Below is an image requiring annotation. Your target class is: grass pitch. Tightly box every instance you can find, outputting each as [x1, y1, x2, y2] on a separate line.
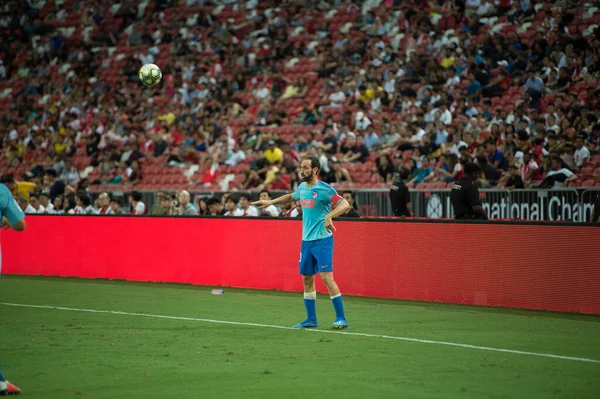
[0, 276, 599, 398]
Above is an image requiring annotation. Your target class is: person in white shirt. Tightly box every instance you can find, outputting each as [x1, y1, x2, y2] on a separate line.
[129, 191, 146, 215]
[574, 134, 591, 168]
[224, 196, 243, 216]
[546, 156, 578, 188]
[258, 190, 279, 216]
[237, 194, 259, 217]
[327, 82, 346, 107]
[97, 192, 115, 215]
[224, 143, 246, 166]
[29, 194, 46, 214]
[39, 194, 54, 214]
[18, 196, 37, 214]
[354, 111, 372, 132]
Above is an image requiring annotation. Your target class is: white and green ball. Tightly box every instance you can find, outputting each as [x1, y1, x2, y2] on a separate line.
[139, 63, 162, 87]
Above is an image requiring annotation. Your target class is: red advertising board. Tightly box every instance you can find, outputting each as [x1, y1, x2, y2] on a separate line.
[2, 216, 599, 314]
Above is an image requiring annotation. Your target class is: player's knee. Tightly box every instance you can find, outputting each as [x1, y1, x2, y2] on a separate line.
[320, 274, 335, 287]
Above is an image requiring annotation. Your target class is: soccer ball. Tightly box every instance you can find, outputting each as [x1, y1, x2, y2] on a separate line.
[139, 63, 162, 87]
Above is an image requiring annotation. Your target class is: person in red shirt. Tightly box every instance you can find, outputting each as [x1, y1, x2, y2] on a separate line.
[269, 172, 291, 190]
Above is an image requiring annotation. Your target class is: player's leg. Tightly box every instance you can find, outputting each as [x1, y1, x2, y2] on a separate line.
[315, 236, 348, 329]
[293, 241, 319, 328]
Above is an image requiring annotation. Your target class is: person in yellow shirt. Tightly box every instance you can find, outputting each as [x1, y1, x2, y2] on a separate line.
[440, 48, 455, 69]
[158, 109, 176, 126]
[2, 174, 36, 201]
[264, 140, 283, 164]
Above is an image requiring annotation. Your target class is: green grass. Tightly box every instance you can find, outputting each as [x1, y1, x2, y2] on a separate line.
[1, 276, 599, 399]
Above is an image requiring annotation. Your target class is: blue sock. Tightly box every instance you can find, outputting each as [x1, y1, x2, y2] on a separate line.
[304, 292, 317, 321]
[331, 294, 345, 319]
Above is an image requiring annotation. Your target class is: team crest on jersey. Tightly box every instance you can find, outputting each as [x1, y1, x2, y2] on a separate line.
[312, 191, 318, 199]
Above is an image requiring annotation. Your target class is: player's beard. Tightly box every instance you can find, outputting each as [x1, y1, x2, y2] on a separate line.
[302, 170, 314, 182]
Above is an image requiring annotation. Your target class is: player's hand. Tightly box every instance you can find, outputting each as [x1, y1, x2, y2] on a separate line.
[251, 199, 272, 209]
[2, 216, 12, 230]
[324, 216, 336, 232]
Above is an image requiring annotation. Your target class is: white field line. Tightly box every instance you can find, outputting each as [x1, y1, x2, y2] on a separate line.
[1, 302, 599, 364]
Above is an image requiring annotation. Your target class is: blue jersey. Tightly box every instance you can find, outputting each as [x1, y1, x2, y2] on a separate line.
[0, 184, 24, 226]
[292, 181, 343, 242]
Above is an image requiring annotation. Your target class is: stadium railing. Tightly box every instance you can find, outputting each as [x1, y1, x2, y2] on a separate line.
[94, 188, 600, 222]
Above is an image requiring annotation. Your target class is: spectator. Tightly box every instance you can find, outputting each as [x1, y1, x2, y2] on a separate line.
[110, 198, 124, 215]
[476, 156, 501, 185]
[224, 143, 246, 166]
[269, 172, 291, 191]
[543, 155, 579, 188]
[76, 192, 97, 215]
[519, 152, 543, 187]
[374, 155, 395, 184]
[50, 196, 63, 214]
[437, 154, 464, 183]
[500, 164, 525, 189]
[39, 194, 53, 214]
[341, 191, 360, 218]
[237, 194, 259, 217]
[3, 174, 36, 202]
[224, 196, 242, 216]
[486, 140, 508, 171]
[207, 197, 227, 216]
[17, 196, 36, 214]
[60, 158, 81, 187]
[97, 192, 114, 215]
[574, 134, 591, 168]
[176, 190, 199, 216]
[28, 194, 46, 214]
[128, 191, 146, 215]
[409, 158, 435, 185]
[264, 140, 283, 165]
[340, 134, 369, 163]
[46, 169, 71, 202]
[258, 190, 280, 216]
[149, 191, 168, 216]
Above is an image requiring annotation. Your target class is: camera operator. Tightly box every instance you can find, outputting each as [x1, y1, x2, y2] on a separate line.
[174, 190, 198, 216]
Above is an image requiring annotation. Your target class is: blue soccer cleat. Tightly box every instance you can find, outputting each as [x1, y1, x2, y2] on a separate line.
[292, 319, 318, 329]
[331, 319, 349, 329]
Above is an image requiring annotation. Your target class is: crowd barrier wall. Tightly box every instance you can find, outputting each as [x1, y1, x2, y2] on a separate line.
[2, 216, 599, 314]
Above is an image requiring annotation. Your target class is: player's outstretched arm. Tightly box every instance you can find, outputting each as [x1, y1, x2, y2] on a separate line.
[252, 193, 294, 209]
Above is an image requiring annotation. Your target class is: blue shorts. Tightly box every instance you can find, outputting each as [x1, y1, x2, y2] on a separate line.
[299, 236, 334, 275]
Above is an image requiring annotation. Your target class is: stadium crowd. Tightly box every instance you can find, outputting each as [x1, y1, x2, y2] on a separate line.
[1, 0, 600, 216]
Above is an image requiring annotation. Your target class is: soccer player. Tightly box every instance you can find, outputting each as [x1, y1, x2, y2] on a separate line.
[1, 182, 25, 395]
[252, 157, 352, 329]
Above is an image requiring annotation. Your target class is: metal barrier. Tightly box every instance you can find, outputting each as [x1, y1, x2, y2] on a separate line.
[92, 188, 599, 222]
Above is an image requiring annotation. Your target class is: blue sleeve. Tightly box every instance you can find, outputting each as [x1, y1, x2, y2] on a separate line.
[1, 185, 25, 225]
[321, 183, 343, 205]
[292, 184, 302, 201]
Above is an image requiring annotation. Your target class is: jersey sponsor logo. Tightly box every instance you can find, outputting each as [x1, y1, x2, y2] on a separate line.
[312, 191, 318, 199]
[300, 199, 315, 208]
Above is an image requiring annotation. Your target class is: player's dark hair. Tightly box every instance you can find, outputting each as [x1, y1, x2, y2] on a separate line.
[206, 197, 221, 206]
[307, 156, 321, 173]
[110, 198, 121, 206]
[130, 191, 142, 202]
[225, 196, 237, 204]
[238, 193, 251, 202]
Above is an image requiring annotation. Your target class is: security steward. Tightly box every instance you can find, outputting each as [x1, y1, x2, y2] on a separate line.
[450, 162, 488, 220]
[389, 167, 413, 217]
